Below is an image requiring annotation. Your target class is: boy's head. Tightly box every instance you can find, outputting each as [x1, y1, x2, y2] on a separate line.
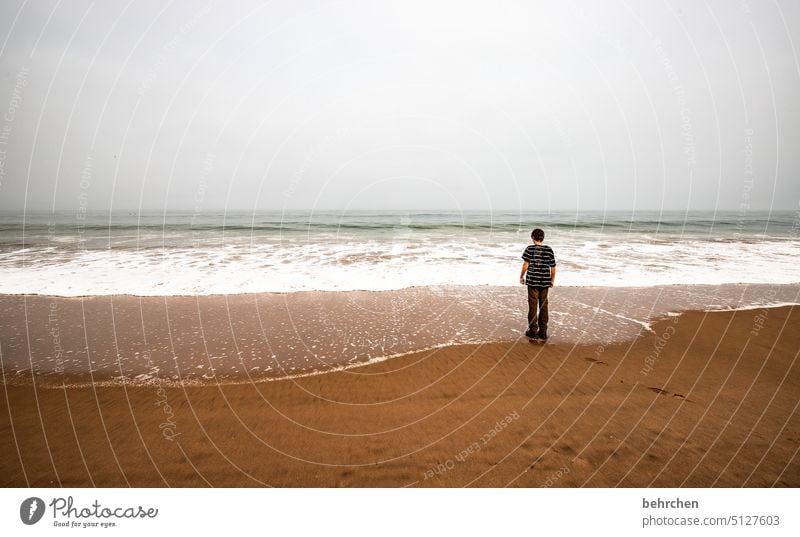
[531, 228, 545, 243]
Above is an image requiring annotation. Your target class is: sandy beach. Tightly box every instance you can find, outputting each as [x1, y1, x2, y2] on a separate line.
[1, 294, 798, 487]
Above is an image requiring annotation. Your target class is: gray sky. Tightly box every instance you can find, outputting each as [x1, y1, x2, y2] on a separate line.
[0, 0, 798, 212]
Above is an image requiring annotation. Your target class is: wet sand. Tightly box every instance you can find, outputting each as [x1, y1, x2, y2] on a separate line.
[1, 283, 797, 382]
[1, 304, 798, 487]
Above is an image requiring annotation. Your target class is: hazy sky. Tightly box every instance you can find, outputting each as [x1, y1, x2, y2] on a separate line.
[0, 0, 798, 212]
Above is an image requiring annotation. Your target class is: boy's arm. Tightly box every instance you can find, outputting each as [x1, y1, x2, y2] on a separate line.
[519, 261, 529, 285]
[550, 266, 556, 287]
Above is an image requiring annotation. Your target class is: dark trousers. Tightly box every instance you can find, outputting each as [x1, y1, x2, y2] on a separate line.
[527, 286, 549, 334]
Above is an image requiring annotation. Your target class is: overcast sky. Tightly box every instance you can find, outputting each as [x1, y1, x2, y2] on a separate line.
[0, 0, 798, 212]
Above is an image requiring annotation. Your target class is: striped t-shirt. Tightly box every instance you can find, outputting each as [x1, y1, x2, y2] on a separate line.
[522, 244, 556, 287]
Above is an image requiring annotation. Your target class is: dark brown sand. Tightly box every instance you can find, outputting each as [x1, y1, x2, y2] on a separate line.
[1, 305, 798, 487]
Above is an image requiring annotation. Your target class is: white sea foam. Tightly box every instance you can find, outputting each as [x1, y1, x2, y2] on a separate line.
[0, 238, 798, 296]
[1, 211, 798, 296]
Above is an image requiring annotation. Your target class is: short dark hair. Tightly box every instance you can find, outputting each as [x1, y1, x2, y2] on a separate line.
[531, 228, 544, 241]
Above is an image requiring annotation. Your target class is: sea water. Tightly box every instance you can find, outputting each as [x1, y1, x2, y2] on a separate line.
[0, 210, 798, 296]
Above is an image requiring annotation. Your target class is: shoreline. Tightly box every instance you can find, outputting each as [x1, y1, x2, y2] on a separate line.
[1, 283, 798, 384]
[4, 301, 799, 390]
[2, 280, 799, 299]
[2, 306, 798, 487]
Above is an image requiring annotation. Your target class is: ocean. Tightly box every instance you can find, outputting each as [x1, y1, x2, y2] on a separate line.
[0, 210, 798, 296]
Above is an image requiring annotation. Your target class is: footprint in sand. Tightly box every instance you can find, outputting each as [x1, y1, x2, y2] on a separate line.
[582, 356, 608, 365]
[638, 384, 692, 402]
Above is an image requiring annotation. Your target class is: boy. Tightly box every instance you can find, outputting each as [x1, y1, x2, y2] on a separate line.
[519, 228, 556, 340]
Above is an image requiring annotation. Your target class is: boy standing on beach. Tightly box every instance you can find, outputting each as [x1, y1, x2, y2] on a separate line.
[519, 228, 557, 340]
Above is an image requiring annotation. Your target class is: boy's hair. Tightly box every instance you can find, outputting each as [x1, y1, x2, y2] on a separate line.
[531, 228, 545, 241]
